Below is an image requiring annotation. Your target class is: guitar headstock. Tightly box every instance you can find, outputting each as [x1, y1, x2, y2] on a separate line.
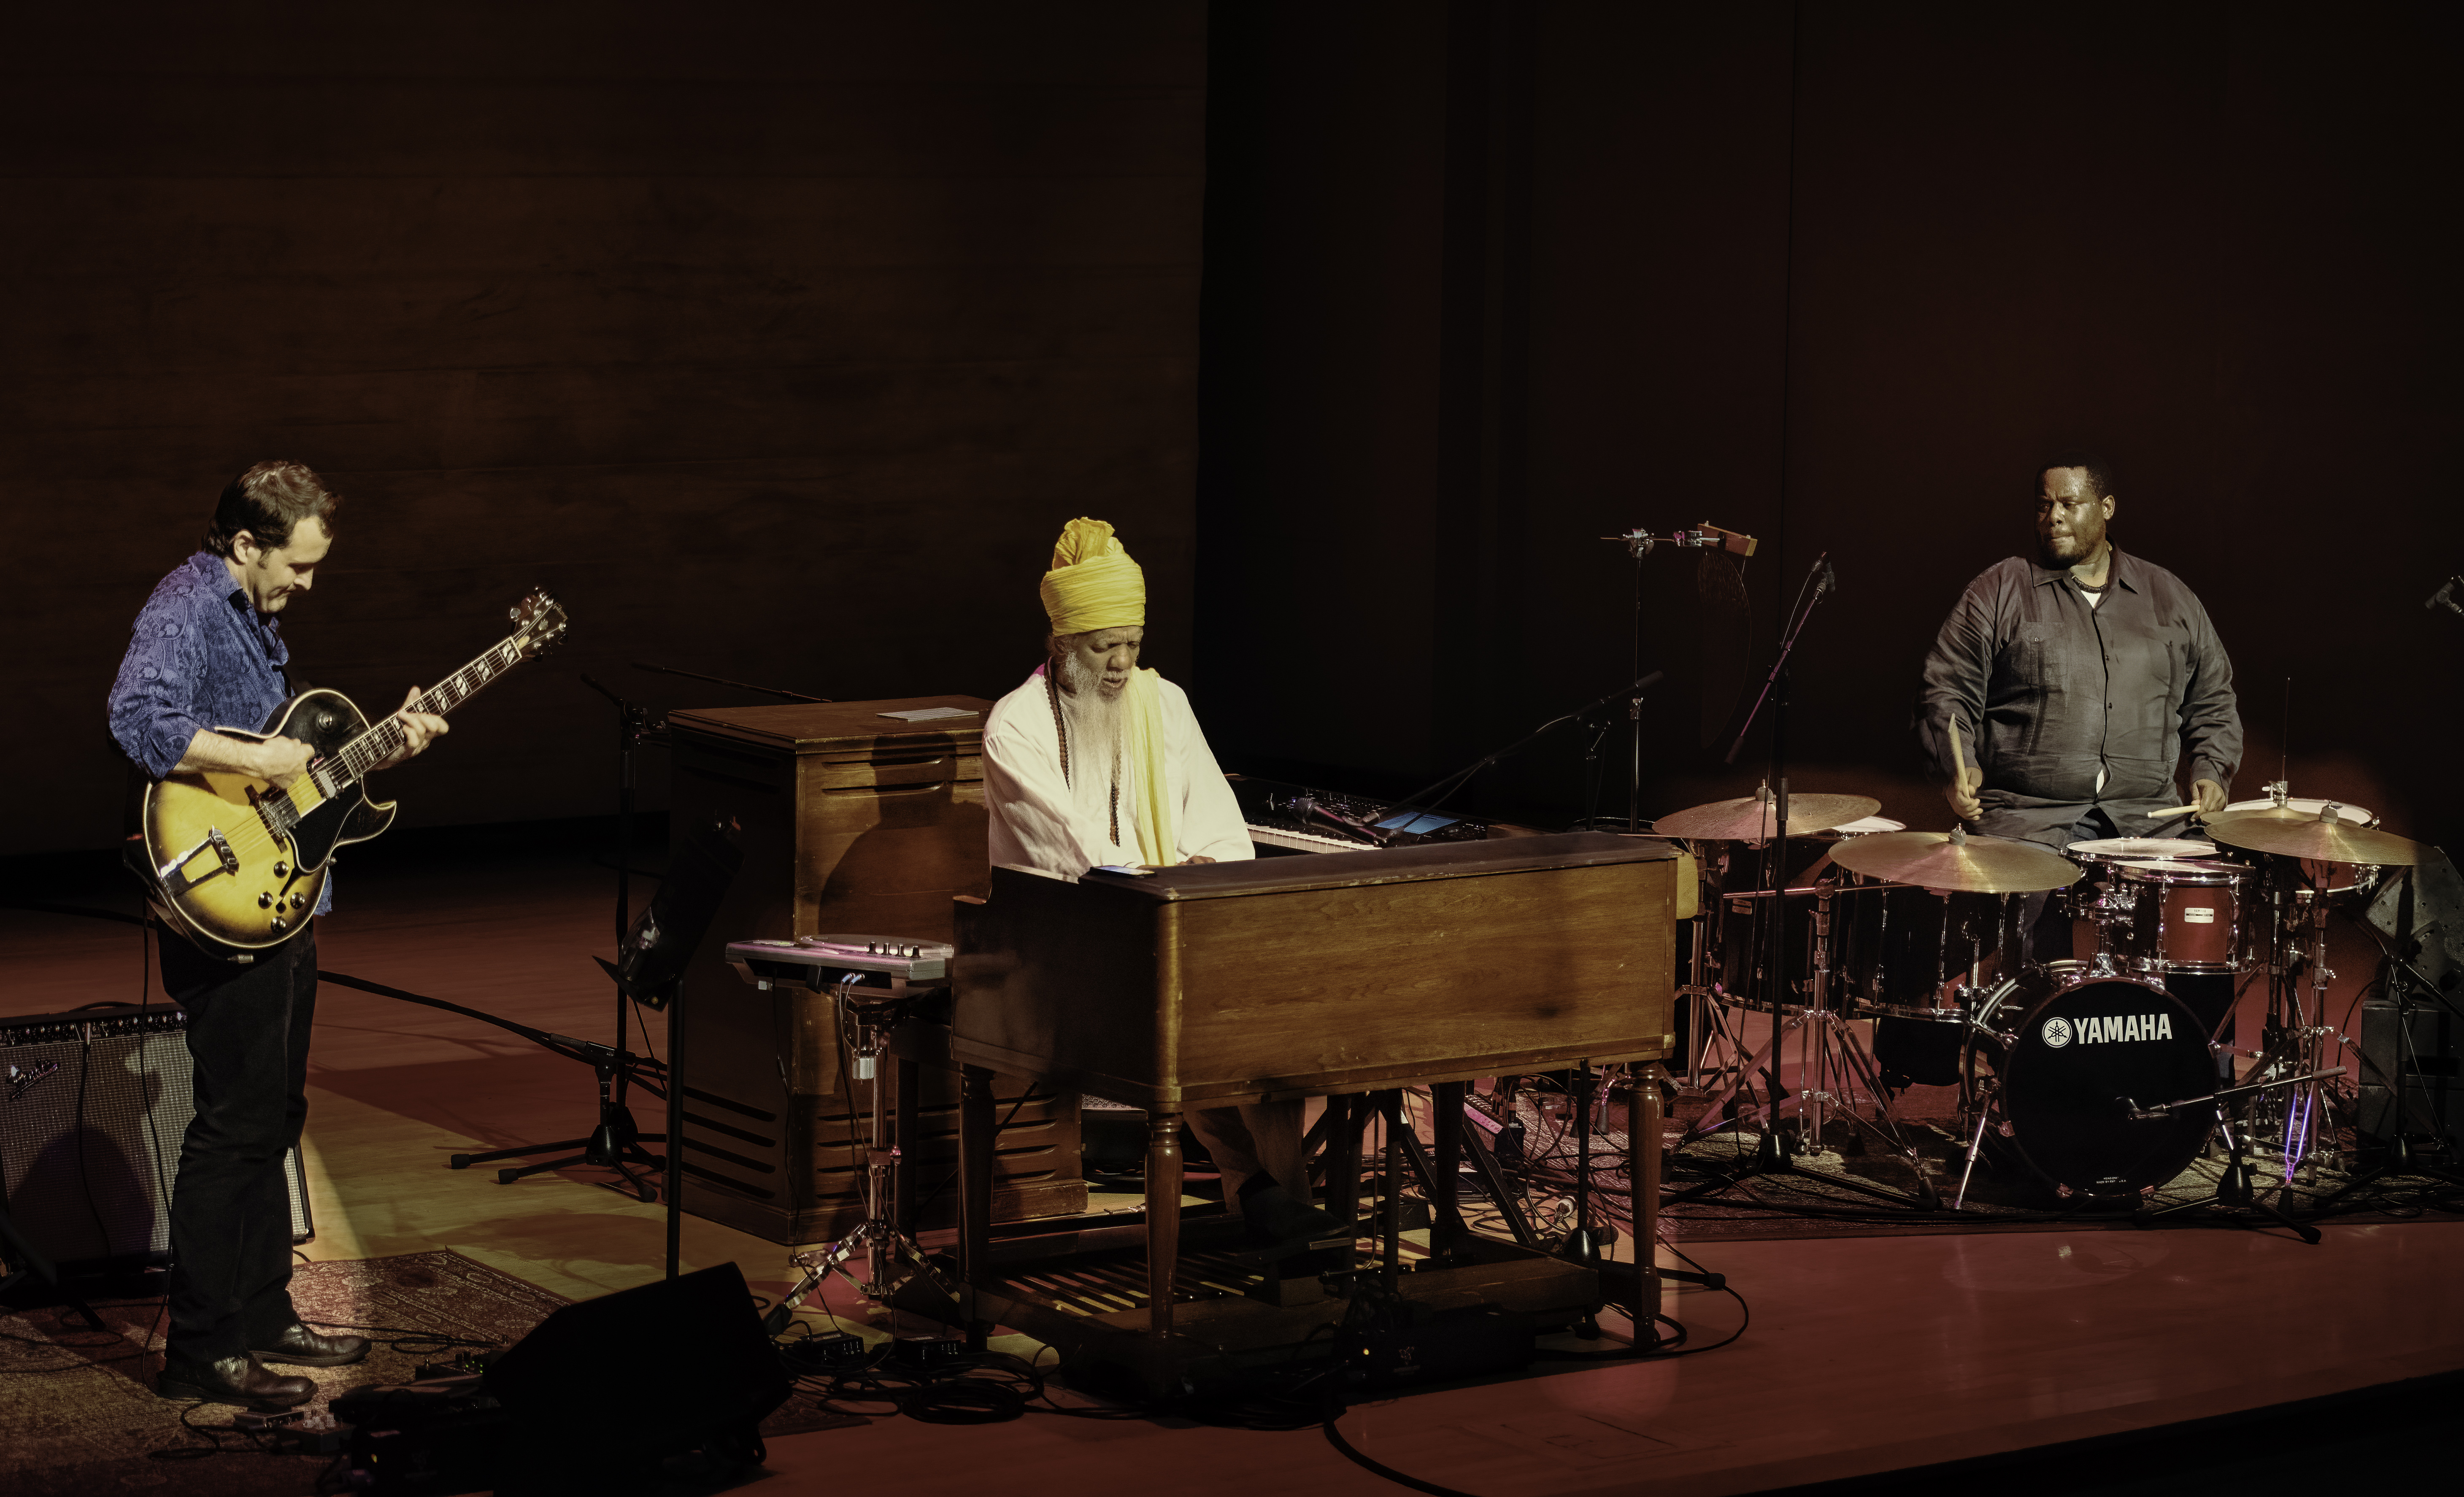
[507, 589, 571, 658]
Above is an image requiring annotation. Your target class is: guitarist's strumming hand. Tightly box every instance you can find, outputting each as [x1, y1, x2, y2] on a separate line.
[253, 734, 316, 791]
[373, 686, 451, 771]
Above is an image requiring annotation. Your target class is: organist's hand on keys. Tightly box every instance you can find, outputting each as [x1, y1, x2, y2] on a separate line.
[1183, 855, 1216, 865]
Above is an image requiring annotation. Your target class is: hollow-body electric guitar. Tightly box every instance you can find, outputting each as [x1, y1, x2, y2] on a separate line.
[140, 589, 569, 951]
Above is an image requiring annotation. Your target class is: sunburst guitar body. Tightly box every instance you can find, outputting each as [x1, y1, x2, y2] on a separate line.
[139, 588, 569, 952]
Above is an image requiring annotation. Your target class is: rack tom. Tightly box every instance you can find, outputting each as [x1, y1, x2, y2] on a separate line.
[2111, 858, 2261, 974]
[2061, 837, 2218, 960]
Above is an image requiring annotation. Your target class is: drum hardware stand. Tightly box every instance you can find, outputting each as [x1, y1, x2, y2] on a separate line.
[763, 976, 955, 1334]
[1678, 899, 1759, 1096]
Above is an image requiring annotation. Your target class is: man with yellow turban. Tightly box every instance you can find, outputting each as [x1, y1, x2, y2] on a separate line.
[984, 518, 1332, 1242]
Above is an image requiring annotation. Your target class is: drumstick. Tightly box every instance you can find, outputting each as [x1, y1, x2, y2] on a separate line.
[1949, 720, 1972, 821]
[2141, 804, 2203, 819]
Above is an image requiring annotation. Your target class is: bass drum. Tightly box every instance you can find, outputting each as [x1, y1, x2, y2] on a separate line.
[1970, 963, 2215, 1198]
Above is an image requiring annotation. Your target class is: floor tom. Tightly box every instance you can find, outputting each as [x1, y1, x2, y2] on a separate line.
[1841, 879, 2025, 1021]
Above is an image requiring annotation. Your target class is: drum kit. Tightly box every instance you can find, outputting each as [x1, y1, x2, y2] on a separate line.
[1662, 780, 2434, 1216]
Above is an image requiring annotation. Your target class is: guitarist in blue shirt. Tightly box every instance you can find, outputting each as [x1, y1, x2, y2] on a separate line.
[107, 461, 446, 1408]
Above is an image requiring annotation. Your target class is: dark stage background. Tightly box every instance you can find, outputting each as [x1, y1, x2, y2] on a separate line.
[9, 3, 2459, 860]
[7, 3, 1207, 855]
[1199, 1, 2464, 857]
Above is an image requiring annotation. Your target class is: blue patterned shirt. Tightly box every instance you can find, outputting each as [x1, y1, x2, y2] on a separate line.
[109, 550, 333, 914]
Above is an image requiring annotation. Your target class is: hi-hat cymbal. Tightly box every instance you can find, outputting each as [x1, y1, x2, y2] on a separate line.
[2203, 809, 2424, 866]
[1828, 830, 2084, 893]
[1655, 792, 1882, 841]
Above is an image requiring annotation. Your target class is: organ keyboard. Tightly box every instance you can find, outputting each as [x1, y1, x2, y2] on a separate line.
[1229, 773, 1501, 854]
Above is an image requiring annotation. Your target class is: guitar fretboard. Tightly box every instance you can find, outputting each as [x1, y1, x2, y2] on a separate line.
[321, 637, 528, 791]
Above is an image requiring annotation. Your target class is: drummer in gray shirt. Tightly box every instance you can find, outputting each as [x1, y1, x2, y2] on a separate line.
[1915, 453, 2244, 917]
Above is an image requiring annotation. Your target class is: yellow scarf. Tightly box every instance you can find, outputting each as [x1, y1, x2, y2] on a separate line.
[1118, 667, 1172, 866]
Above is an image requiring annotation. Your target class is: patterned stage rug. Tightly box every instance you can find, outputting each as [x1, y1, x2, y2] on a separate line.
[0, 1249, 850, 1497]
[1481, 1093, 2464, 1246]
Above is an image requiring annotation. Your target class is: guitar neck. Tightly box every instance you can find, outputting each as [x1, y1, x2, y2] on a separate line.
[324, 634, 530, 790]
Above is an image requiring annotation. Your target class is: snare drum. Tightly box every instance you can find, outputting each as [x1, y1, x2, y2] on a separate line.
[2112, 858, 2261, 974]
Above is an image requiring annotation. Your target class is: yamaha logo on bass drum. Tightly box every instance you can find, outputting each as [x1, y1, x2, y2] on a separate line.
[2040, 1011, 2174, 1049]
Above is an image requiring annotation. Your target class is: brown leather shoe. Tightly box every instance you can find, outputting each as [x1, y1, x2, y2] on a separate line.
[252, 1322, 372, 1367]
[158, 1351, 315, 1408]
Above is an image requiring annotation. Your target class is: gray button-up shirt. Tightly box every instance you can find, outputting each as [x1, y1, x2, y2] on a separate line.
[1914, 550, 2242, 847]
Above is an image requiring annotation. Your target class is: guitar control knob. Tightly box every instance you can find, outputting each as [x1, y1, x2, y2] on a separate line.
[270, 915, 288, 933]
[289, 893, 306, 911]
[273, 861, 289, 878]
[258, 892, 274, 908]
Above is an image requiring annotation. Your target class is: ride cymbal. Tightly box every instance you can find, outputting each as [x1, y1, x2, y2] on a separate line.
[1827, 829, 2083, 893]
[2203, 809, 2424, 866]
[1654, 791, 1882, 841]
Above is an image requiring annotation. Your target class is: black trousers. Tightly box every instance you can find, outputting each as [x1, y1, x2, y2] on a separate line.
[158, 925, 318, 1362]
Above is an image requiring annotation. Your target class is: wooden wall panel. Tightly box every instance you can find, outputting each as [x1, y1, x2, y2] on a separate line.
[5, 2, 1206, 855]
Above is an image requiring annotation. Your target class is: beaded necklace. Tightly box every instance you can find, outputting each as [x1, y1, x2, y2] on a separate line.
[1046, 669, 1122, 848]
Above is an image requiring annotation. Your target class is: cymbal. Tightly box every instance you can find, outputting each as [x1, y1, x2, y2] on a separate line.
[2203, 808, 2425, 866]
[1655, 792, 1882, 841]
[1828, 830, 2084, 893]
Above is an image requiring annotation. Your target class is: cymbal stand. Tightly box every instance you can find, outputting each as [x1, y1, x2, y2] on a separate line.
[762, 976, 955, 1334]
[2249, 872, 2347, 1192]
[1797, 886, 1938, 1196]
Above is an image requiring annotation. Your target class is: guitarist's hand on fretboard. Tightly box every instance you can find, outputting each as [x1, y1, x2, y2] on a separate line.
[369, 685, 451, 771]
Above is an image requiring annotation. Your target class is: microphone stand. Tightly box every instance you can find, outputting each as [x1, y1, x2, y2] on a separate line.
[1665, 556, 1935, 1212]
[1372, 672, 1664, 839]
[444, 674, 673, 1200]
[1601, 526, 1753, 831]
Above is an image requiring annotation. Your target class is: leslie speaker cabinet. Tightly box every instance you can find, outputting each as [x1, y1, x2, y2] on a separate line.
[665, 696, 1085, 1246]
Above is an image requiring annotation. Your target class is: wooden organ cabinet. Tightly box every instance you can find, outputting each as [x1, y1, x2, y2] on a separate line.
[664, 696, 1085, 1245]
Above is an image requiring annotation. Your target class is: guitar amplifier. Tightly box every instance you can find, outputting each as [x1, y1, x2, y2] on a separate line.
[0, 1003, 313, 1271]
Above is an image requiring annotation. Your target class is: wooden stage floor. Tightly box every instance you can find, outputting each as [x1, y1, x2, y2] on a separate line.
[6, 826, 2461, 1496]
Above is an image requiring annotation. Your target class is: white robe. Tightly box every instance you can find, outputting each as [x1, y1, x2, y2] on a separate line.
[982, 666, 1254, 877]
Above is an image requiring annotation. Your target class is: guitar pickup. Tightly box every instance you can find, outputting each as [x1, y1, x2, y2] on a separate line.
[159, 827, 241, 897]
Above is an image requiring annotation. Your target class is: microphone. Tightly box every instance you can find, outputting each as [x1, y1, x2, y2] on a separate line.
[1600, 523, 1758, 557]
[1276, 794, 1388, 846]
[2428, 576, 2463, 616]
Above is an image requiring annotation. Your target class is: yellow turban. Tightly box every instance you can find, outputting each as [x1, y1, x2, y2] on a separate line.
[1039, 518, 1146, 635]
[1038, 518, 1173, 864]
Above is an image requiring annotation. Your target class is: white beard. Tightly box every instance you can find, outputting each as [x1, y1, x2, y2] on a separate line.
[1054, 654, 1127, 850]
